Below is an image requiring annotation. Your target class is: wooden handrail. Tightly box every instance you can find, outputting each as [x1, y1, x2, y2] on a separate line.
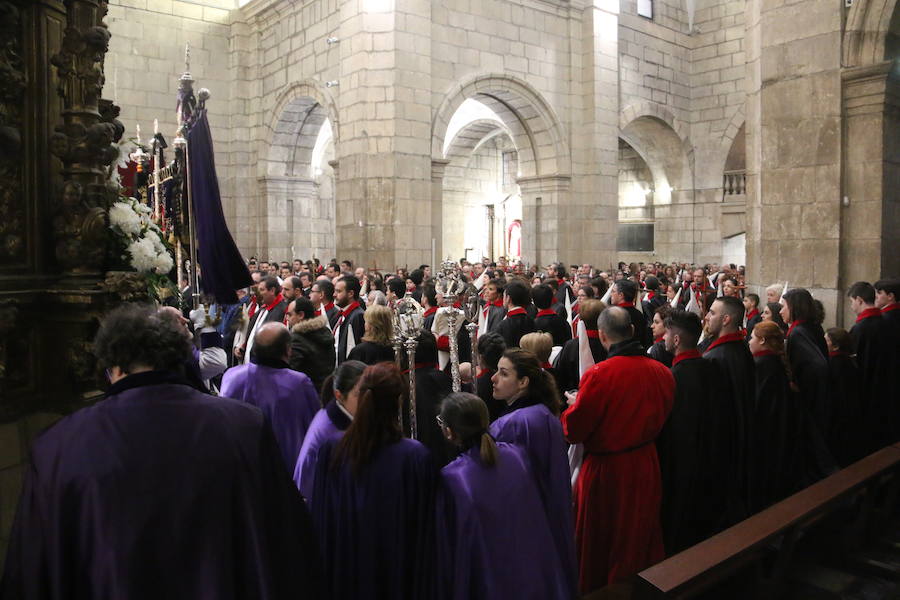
[633, 444, 900, 599]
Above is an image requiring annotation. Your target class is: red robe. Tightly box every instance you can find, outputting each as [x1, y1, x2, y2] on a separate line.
[561, 339, 674, 593]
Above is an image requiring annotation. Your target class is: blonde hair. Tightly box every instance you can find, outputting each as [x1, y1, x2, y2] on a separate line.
[578, 299, 606, 330]
[362, 304, 394, 346]
[519, 332, 553, 363]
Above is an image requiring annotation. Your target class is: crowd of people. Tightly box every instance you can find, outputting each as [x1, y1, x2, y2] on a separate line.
[3, 255, 899, 600]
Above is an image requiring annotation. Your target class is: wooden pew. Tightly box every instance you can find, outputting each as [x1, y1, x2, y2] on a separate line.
[631, 444, 900, 599]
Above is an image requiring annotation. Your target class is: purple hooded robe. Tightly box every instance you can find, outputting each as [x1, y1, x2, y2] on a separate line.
[437, 442, 571, 599]
[293, 400, 351, 500]
[221, 358, 320, 473]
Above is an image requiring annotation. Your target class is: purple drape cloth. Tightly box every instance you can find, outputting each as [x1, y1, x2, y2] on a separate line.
[221, 363, 320, 474]
[0, 373, 322, 599]
[437, 443, 571, 600]
[490, 403, 578, 599]
[187, 110, 251, 304]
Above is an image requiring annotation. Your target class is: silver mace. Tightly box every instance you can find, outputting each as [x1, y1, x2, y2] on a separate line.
[394, 292, 425, 439]
[436, 259, 465, 392]
[462, 283, 480, 374]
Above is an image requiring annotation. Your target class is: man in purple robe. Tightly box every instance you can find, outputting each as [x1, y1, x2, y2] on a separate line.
[221, 322, 321, 474]
[1, 304, 321, 599]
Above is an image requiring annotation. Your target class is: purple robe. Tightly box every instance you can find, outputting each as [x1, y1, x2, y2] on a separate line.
[311, 437, 437, 600]
[0, 371, 321, 599]
[220, 360, 320, 474]
[437, 443, 571, 600]
[293, 400, 351, 500]
[489, 397, 577, 599]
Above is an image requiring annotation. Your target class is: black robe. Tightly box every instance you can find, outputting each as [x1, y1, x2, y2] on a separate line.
[702, 334, 755, 506]
[641, 293, 666, 322]
[347, 340, 396, 366]
[657, 353, 739, 554]
[534, 311, 572, 347]
[475, 368, 504, 423]
[552, 336, 606, 395]
[786, 322, 831, 441]
[826, 352, 866, 466]
[402, 366, 454, 467]
[619, 303, 652, 348]
[335, 304, 365, 364]
[851, 310, 899, 451]
[481, 302, 506, 333]
[497, 311, 535, 349]
[745, 311, 762, 342]
[324, 304, 341, 330]
[647, 339, 673, 368]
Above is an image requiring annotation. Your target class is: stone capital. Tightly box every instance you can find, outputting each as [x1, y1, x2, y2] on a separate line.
[431, 158, 451, 181]
[515, 174, 572, 195]
[328, 159, 340, 180]
[842, 61, 897, 117]
[257, 175, 318, 197]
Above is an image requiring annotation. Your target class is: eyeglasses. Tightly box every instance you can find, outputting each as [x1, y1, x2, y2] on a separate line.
[435, 415, 445, 428]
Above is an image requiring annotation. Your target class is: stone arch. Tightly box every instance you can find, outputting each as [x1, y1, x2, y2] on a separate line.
[432, 73, 570, 178]
[843, 0, 900, 67]
[619, 113, 693, 203]
[619, 101, 694, 170]
[443, 119, 513, 167]
[261, 80, 340, 178]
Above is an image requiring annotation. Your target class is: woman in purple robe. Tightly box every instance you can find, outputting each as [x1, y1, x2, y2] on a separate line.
[437, 392, 571, 599]
[489, 349, 578, 599]
[310, 363, 438, 599]
[293, 360, 366, 500]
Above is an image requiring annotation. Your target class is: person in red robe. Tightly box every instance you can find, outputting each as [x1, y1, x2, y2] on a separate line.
[561, 306, 675, 594]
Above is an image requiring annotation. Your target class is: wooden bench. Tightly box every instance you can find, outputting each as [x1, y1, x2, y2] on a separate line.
[631, 443, 900, 599]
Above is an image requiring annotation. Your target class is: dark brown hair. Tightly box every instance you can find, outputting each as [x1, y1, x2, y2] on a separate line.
[440, 392, 498, 466]
[501, 348, 561, 415]
[334, 363, 407, 476]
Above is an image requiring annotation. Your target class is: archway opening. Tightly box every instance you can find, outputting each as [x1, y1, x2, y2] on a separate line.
[441, 98, 525, 263]
[721, 123, 746, 265]
[264, 96, 336, 262]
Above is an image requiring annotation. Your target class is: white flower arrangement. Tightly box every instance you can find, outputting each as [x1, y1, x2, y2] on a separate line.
[109, 196, 174, 276]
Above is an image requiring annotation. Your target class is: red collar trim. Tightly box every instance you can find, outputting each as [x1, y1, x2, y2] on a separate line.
[540, 361, 552, 369]
[506, 307, 526, 317]
[476, 368, 491, 378]
[752, 349, 778, 358]
[646, 292, 655, 300]
[264, 293, 284, 311]
[324, 302, 335, 312]
[490, 299, 503, 308]
[672, 349, 701, 367]
[557, 278, 566, 286]
[414, 362, 437, 370]
[585, 329, 599, 339]
[829, 350, 849, 358]
[788, 320, 805, 337]
[617, 302, 635, 308]
[857, 307, 882, 322]
[704, 332, 745, 354]
[746, 308, 760, 320]
[536, 308, 557, 318]
[882, 302, 900, 313]
[654, 335, 664, 344]
[423, 306, 438, 318]
[341, 301, 360, 316]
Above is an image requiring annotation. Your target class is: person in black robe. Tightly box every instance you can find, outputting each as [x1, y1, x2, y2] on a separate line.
[548, 262, 575, 308]
[743, 293, 762, 341]
[781, 289, 831, 439]
[641, 276, 666, 321]
[702, 296, 755, 507]
[480, 280, 507, 333]
[475, 331, 506, 422]
[761, 301, 789, 334]
[312, 279, 341, 329]
[847, 281, 899, 451]
[875, 279, 900, 348]
[825, 327, 866, 466]
[610, 279, 652, 348]
[532, 283, 572, 346]
[401, 332, 455, 466]
[553, 299, 607, 395]
[747, 321, 831, 512]
[333, 275, 366, 364]
[2, 304, 322, 599]
[311, 363, 437, 600]
[497, 280, 535, 348]
[347, 304, 396, 365]
[658, 309, 739, 554]
[647, 304, 674, 367]
[421, 284, 439, 331]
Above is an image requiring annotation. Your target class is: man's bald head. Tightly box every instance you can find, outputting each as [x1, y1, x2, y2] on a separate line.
[253, 322, 291, 363]
[597, 306, 633, 347]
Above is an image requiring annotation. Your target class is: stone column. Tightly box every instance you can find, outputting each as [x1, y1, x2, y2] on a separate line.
[566, 0, 619, 268]
[744, 0, 843, 323]
[840, 61, 900, 325]
[430, 159, 449, 266]
[518, 175, 571, 268]
[334, 0, 433, 270]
